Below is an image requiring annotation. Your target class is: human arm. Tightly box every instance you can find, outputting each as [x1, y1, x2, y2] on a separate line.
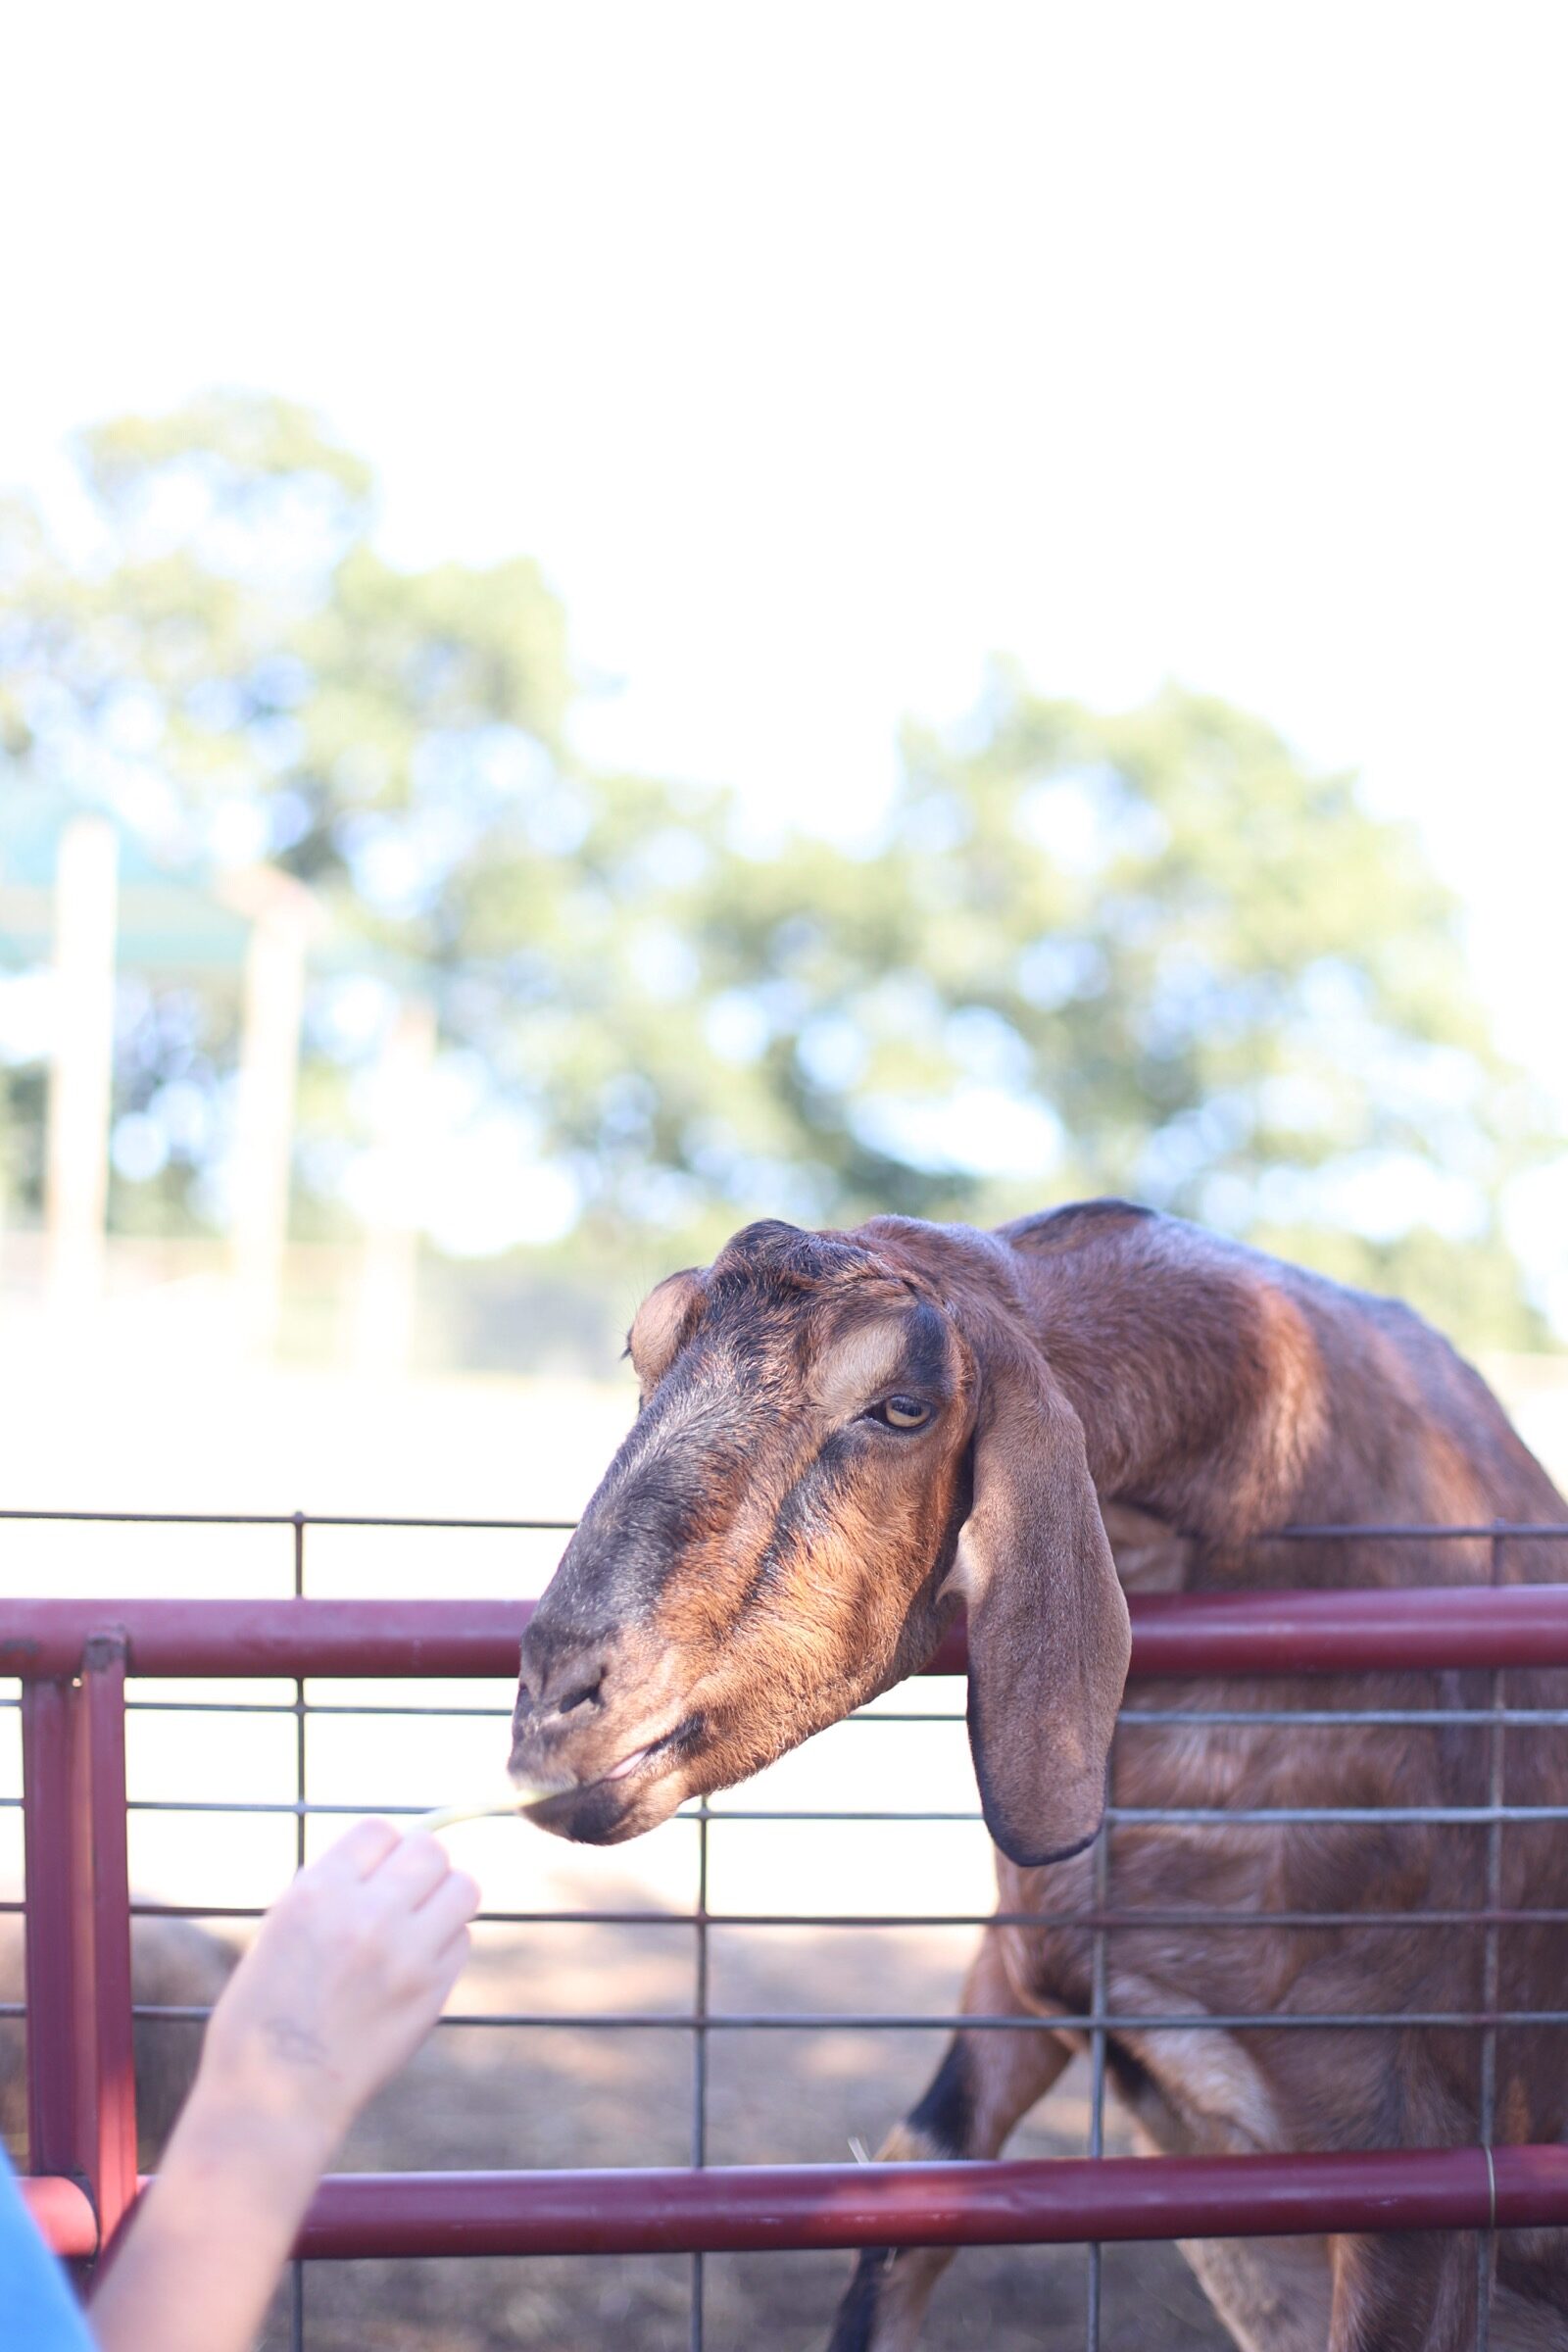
[88, 1819, 477, 2352]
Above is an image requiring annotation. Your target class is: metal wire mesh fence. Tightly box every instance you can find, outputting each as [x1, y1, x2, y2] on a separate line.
[5, 1509, 1568, 2352]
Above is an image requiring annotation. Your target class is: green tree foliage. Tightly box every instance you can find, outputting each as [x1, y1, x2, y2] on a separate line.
[695, 674, 1548, 1348]
[0, 397, 1551, 1346]
[0, 395, 772, 1238]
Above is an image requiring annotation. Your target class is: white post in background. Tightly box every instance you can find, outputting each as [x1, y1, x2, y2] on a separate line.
[231, 875, 312, 1359]
[46, 816, 119, 1320]
[353, 996, 436, 1378]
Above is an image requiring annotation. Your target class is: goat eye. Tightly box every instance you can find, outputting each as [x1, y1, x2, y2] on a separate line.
[876, 1395, 930, 1430]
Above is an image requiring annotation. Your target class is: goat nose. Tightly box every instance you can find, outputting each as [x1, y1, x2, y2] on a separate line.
[516, 1624, 612, 1720]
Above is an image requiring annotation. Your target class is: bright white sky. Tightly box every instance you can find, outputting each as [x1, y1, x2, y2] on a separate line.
[4, 2, 1566, 1299]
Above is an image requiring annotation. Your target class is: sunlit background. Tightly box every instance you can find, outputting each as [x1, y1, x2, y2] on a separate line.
[5, 1, 1567, 1386]
[3, 8, 1567, 2345]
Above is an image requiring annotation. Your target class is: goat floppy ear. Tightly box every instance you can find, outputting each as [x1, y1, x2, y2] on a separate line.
[952, 1341, 1131, 1867]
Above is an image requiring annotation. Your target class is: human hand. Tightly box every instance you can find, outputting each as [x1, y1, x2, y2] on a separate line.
[194, 1819, 479, 2159]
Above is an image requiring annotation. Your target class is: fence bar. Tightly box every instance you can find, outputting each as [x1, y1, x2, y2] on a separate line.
[4, 1511, 1567, 1536]
[0, 1509, 580, 1530]
[290, 1511, 308, 2352]
[1085, 1804, 1110, 2350]
[23, 2143, 1568, 2264]
[109, 2004, 1568, 2033]
[280, 2143, 1568, 2259]
[99, 1902, 1568, 1933]
[19, 2177, 99, 2260]
[10, 1584, 1568, 1681]
[107, 1795, 1568, 1828]
[20, 1638, 139, 2262]
[1477, 1524, 1507, 2347]
[9, 1522, 1568, 2348]
[1, 1599, 532, 1680]
[80, 1638, 138, 2247]
[691, 1794, 710, 2352]
[22, 1681, 78, 2187]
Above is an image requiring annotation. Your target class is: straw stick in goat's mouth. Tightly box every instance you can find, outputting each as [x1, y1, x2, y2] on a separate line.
[405, 1784, 549, 1836]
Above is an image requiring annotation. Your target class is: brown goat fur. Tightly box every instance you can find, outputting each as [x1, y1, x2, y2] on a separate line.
[513, 1202, 1568, 2350]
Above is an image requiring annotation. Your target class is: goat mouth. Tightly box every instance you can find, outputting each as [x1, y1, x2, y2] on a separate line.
[513, 1719, 688, 1805]
[594, 1719, 688, 1788]
[517, 1719, 695, 1846]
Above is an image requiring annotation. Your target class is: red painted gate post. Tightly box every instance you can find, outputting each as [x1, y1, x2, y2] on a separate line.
[21, 1633, 139, 2268]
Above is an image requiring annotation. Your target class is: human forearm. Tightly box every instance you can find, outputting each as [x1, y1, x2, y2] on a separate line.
[89, 2074, 335, 2352]
[86, 1822, 474, 2352]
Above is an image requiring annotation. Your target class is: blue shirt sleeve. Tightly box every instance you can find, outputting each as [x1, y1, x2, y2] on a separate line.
[0, 2145, 97, 2350]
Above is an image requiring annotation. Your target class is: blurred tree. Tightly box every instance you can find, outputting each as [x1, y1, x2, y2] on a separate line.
[695, 671, 1548, 1342]
[0, 399, 1552, 1348]
[0, 394, 786, 1245]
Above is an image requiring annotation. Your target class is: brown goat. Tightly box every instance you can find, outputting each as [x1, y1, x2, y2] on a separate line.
[511, 1202, 1568, 2351]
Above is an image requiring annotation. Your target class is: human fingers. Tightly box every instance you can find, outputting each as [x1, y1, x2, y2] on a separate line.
[409, 1867, 480, 1953]
[363, 1830, 452, 1913]
[439, 1929, 469, 2003]
[306, 1818, 402, 1885]
[431, 1925, 472, 2006]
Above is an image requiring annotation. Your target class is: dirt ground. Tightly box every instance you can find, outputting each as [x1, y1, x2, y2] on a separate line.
[1, 1895, 1229, 2352]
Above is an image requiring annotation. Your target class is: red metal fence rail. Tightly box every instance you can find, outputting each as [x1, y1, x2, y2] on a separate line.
[5, 1510, 1568, 2352]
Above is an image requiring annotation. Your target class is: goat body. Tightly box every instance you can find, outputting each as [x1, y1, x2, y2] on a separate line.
[834, 1203, 1568, 2352]
[514, 1201, 1568, 2351]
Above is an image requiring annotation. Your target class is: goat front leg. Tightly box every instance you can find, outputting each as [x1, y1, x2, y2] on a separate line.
[824, 1931, 1072, 2352]
[1329, 2228, 1486, 2352]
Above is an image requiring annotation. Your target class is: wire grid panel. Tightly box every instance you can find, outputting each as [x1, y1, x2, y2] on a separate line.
[116, 1512, 992, 2352]
[6, 1513, 1568, 2352]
